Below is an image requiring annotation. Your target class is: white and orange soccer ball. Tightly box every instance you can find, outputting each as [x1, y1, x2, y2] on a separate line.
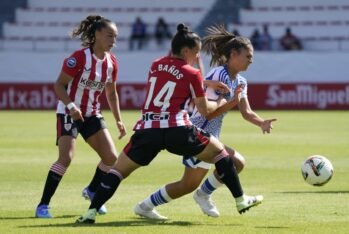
[301, 155, 334, 186]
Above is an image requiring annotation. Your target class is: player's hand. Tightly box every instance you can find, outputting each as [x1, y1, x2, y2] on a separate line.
[116, 121, 127, 139]
[260, 118, 277, 134]
[204, 80, 230, 93]
[69, 107, 84, 122]
[234, 84, 244, 102]
[216, 95, 228, 106]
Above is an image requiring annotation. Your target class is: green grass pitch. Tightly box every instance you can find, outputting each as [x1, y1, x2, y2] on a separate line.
[0, 110, 348, 234]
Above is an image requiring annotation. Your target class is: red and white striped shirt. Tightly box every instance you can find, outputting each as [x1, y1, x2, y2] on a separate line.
[134, 56, 205, 130]
[56, 47, 118, 117]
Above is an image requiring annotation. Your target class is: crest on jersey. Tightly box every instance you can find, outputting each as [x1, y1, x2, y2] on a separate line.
[64, 123, 72, 131]
[66, 57, 77, 68]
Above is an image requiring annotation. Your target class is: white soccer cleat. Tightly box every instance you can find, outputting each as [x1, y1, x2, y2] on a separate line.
[193, 190, 220, 217]
[236, 195, 263, 214]
[134, 203, 168, 220]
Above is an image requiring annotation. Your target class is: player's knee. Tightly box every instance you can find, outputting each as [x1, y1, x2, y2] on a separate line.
[232, 152, 246, 173]
[102, 153, 117, 166]
[233, 158, 245, 173]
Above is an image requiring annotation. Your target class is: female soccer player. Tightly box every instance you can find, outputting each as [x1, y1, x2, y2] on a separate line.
[134, 25, 276, 220]
[76, 23, 262, 224]
[35, 15, 126, 218]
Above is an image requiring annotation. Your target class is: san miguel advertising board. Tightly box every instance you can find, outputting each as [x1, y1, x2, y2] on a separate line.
[0, 83, 349, 110]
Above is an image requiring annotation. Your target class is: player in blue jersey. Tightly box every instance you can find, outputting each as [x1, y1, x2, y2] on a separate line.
[134, 25, 277, 219]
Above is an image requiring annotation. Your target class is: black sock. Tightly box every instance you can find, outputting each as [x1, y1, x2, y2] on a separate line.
[89, 172, 121, 210]
[38, 171, 63, 206]
[215, 156, 243, 198]
[87, 167, 107, 192]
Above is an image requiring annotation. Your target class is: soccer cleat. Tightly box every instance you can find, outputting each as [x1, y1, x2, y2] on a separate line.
[236, 195, 263, 214]
[35, 204, 52, 218]
[82, 187, 107, 215]
[134, 203, 168, 220]
[193, 190, 220, 217]
[75, 208, 97, 224]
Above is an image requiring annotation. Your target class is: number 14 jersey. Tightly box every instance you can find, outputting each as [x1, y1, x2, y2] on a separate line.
[134, 56, 206, 130]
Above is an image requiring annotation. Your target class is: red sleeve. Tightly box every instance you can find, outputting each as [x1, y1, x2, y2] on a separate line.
[61, 49, 85, 77]
[190, 69, 206, 98]
[110, 53, 118, 82]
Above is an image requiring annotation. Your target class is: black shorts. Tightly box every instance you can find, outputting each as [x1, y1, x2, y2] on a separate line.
[56, 114, 106, 145]
[123, 125, 211, 166]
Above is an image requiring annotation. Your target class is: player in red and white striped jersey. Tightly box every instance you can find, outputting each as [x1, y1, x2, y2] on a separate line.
[35, 15, 126, 218]
[77, 24, 263, 224]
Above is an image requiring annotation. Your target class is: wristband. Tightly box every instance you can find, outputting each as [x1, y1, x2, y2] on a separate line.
[66, 102, 76, 111]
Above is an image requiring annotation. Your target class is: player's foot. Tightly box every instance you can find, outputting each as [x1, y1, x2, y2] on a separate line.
[193, 190, 220, 217]
[75, 208, 97, 224]
[236, 195, 263, 214]
[35, 204, 52, 218]
[82, 187, 107, 215]
[134, 203, 168, 220]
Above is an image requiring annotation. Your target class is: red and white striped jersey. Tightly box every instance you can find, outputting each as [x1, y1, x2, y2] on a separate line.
[56, 47, 118, 117]
[134, 56, 205, 130]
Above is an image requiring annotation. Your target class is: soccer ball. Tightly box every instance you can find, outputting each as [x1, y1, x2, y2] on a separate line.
[301, 155, 334, 186]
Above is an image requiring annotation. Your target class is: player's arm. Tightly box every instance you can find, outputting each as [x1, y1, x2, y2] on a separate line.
[105, 82, 126, 139]
[193, 95, 226, 117]
[206, 84, 244, 120]
[54, 71, 84, 121]
[205, 98, 239, 121]
[238, 97, 277, 134]
[191, 70, 228, 117]
[203, 80, 230, 94]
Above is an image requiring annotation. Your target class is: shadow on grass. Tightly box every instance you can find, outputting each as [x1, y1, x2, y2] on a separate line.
[18, 217, 195, 228]
[18, 217, 243, 228]
[0, 215, 77, 220]
[277, 190, 349, 194]
[255, 226, 290, 229]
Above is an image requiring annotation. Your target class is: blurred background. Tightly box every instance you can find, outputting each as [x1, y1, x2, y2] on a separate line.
[0, 0, 348, 110]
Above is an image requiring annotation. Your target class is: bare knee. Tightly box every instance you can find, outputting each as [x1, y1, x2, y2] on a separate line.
[101, 153, 117, 166]
[57, 153, 73, 168]
[231, 151, 246, 173]
[233, 157, 245, 173]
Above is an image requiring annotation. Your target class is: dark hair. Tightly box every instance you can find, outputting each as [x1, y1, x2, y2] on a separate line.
[71, 15, 115, 47]
[171, 23, 201, 55]
[202, 25, 252, 66]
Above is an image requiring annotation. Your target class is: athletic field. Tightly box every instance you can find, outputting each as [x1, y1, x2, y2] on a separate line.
[0, 110, 348, 234]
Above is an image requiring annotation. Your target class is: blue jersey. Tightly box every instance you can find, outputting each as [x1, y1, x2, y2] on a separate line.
[190, 65, 248, 138]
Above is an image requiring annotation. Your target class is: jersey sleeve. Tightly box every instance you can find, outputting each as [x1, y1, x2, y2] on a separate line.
[61, 50, 84, 78]
[190, 70, 206, 98]
[109, 53, 118, 83]
[238, 76, 248, 99]
[241, 83, 248, 99]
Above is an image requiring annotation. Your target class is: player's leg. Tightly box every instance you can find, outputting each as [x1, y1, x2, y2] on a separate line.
[77, 129, 162, 224]
[76, 151, 141, 224]
[84, 121, 118, 215]
[135, 166, 208, 220]
[194, 146, 246, 217]
[198, 146, 245, 196]
[35, 114, 77, 218]
[196, 136, 263, 214]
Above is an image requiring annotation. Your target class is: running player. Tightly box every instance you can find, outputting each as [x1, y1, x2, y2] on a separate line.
[134, 25, 276, 220]
[35, 15, 126, 218]
[76, 23, 263, 224]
